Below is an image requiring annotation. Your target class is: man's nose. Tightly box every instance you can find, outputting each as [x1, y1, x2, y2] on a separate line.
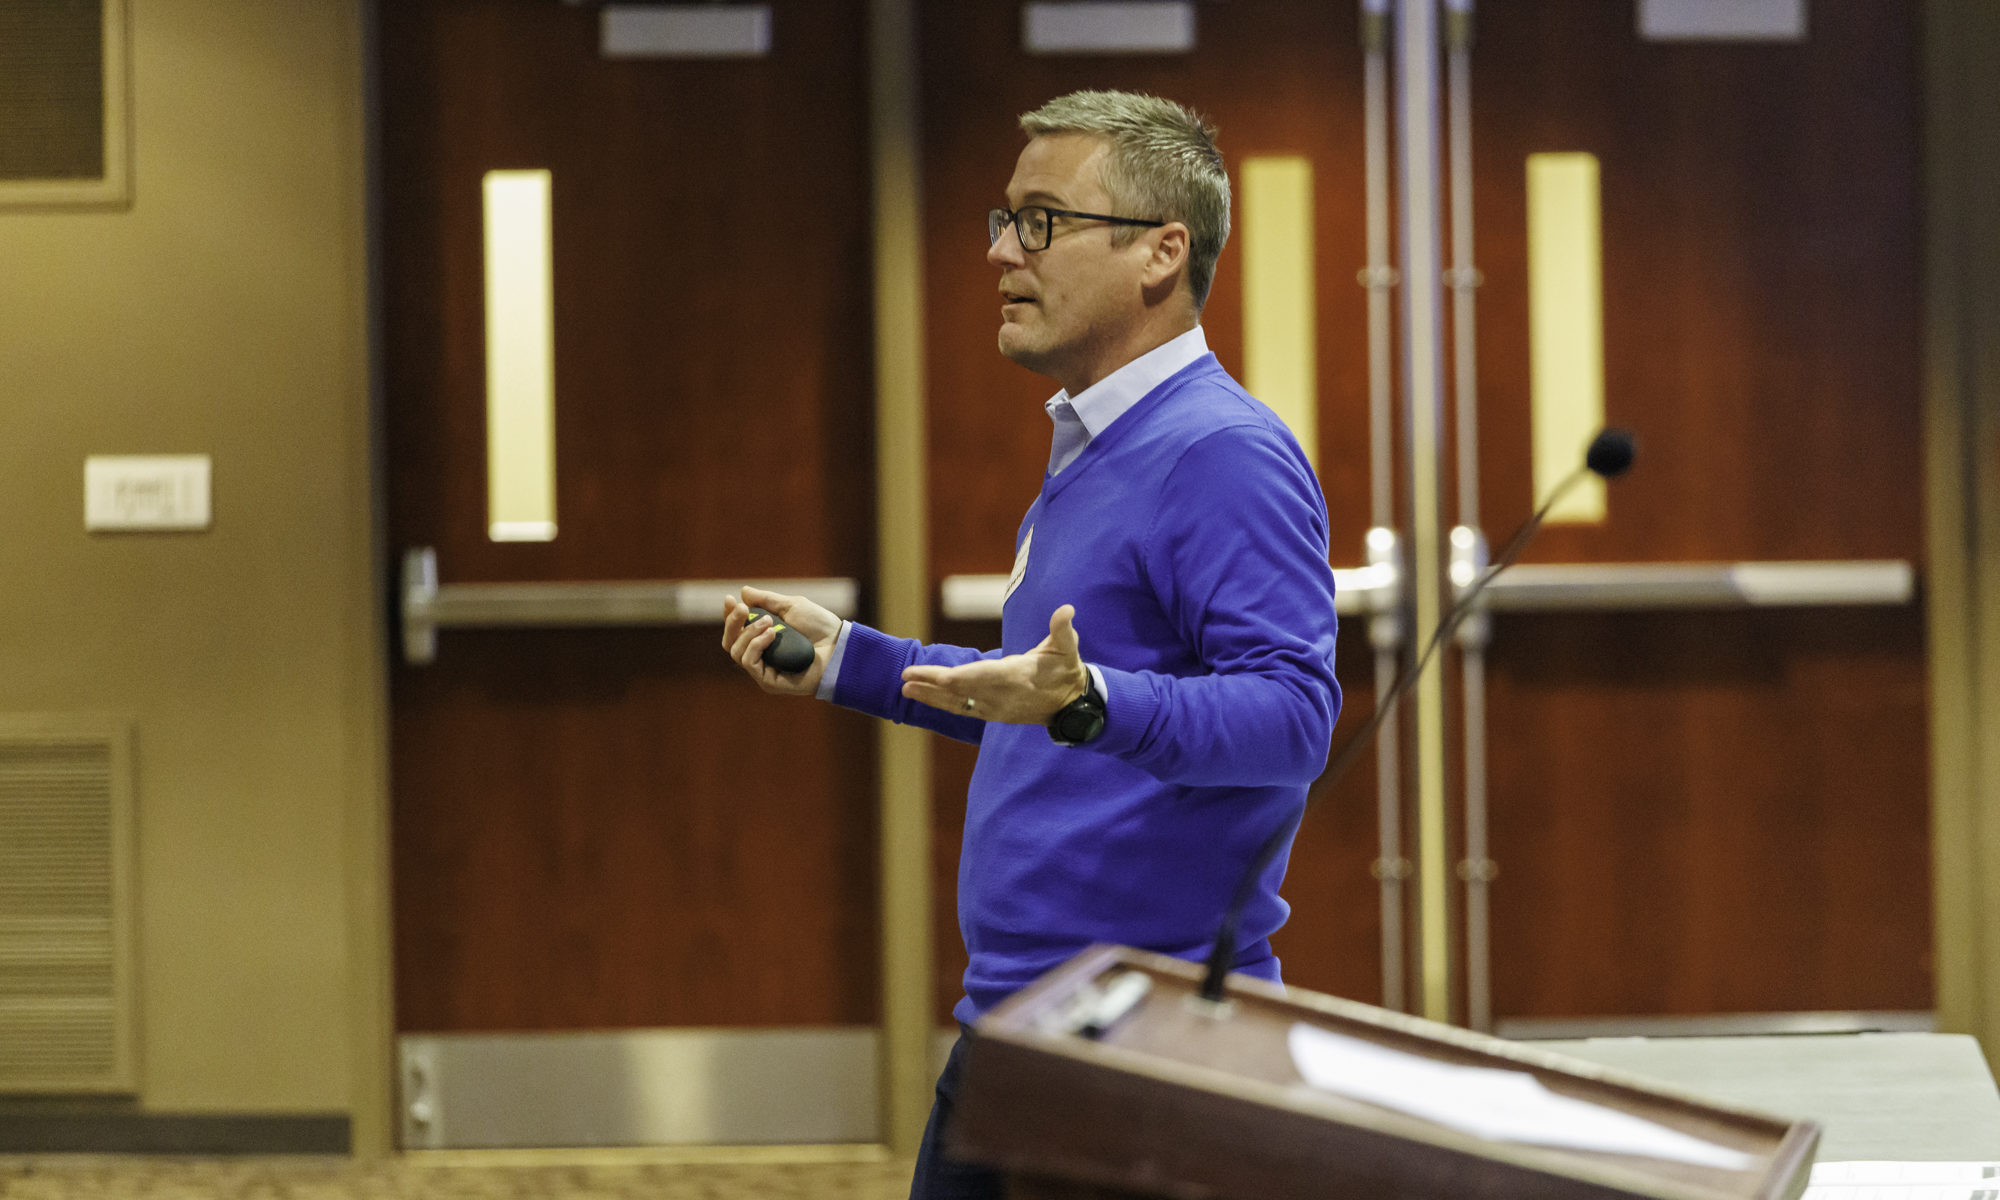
[987, 222, 1026, 268]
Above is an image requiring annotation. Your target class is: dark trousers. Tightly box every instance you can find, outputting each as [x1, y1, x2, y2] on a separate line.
[909, 1031, 1007, 1200]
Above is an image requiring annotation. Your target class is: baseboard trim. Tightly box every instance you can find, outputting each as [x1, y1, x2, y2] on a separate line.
[0, 1112, 350, 1155]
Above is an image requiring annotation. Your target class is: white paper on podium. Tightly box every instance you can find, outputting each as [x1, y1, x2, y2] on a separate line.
[1804, 1160, 2000, 1199]
[1287, 1023, 1755, 1170]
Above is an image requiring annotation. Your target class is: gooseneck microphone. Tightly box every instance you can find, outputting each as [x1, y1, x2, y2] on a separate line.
[1586, 428, 1637, 479]
[1195, 429, 1637, 1004]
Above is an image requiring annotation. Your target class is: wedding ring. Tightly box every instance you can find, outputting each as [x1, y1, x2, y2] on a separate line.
[963, 697, 977, 713]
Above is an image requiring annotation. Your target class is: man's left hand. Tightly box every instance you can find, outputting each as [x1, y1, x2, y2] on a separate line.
[901, 604, 1091, 724]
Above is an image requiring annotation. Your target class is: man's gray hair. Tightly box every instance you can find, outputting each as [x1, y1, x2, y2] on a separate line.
[1019, 90, 1231, 309]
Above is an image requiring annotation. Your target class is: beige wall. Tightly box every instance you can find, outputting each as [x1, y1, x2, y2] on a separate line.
[1927, 0, 2000, 1070]
[0, 0, 375, 1115]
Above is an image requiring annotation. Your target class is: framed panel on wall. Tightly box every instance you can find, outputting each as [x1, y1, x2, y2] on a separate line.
[0, 0, 132, 210]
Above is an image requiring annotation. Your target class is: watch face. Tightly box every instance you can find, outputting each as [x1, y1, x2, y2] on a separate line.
[1055, 696, 1105, 743]
[1049, 678, 1106, 744]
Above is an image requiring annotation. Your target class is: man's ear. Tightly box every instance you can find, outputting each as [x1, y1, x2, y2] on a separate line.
[1140, 222, 1191, 290]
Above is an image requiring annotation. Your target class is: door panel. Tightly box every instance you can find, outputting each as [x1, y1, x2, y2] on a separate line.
[918, 0, 1928, 1026]
[917, 3, 1383, 1020]
[1470, 3, 1921, 563]
[381, 0, 879, 1032]
[1466, 1, 1927, 1018]
[1488, 608, 1928, 1016]
[379, 0, 1930, 1044]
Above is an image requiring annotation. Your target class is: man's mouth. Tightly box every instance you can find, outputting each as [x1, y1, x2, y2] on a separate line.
[1002, 292, 1036, 306]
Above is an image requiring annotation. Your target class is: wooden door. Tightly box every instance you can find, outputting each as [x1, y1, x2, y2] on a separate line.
[913, 0, 1929, 1028]
[1466, 0, 1928, 1021]
[917, 3, 1385, 1019]
[380, 1, 880, 1036]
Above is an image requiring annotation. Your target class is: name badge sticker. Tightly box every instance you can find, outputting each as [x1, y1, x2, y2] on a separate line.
[1004, 526, 1033, 604]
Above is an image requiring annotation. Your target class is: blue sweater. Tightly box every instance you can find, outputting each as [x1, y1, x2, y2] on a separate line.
[834, 355, 1341, 1022]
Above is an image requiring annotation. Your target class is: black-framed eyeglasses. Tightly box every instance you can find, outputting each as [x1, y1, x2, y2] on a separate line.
[987, 205, 1165, 252]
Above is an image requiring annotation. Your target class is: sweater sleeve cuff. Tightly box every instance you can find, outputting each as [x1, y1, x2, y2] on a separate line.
[829, 621, 917, 717]
[1090, 664, 1161, 759]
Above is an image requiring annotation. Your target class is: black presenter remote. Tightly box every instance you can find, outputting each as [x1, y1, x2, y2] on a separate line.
[746, 607, 815, 675]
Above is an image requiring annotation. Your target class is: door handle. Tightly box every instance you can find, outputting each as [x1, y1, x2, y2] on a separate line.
[401, 547, 859, 665]
[1474, 560, 1913, 611]
[936, 559, 1911, 622]
[938, 566, 1395, 621]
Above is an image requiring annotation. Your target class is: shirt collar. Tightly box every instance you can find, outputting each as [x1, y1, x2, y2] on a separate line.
[1044, 326, 1209, 440]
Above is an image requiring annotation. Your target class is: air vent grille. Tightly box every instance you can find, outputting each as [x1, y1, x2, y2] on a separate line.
[0, 720, 136, 1093]
[0, 0, 106, 181]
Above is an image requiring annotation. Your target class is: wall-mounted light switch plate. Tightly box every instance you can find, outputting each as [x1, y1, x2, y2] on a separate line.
[85, 455, 212, 531]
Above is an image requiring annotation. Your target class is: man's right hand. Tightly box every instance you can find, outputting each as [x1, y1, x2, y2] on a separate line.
[721, 586, 841, 698]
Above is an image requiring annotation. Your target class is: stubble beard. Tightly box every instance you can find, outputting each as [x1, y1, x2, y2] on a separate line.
[997, 317, 1051, 374]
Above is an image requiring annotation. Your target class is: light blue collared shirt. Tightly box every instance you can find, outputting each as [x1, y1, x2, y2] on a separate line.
[817, 325, 1210, 701]
[1045, 325, 1209, 476]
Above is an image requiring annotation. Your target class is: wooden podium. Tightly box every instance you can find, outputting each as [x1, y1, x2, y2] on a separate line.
[949, 946, 1820, 1200]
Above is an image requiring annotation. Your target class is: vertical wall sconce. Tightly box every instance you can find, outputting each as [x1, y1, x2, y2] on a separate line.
[1241, 156, 1319, 467]
[482, 169, 558, 543]
[1526, 152, 1605, 524]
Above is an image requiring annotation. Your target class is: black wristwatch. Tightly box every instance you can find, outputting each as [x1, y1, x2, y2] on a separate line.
[1047, 672, 1107, 746]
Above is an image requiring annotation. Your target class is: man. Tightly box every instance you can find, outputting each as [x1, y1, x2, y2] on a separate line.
[722, 91, 1340, 1199]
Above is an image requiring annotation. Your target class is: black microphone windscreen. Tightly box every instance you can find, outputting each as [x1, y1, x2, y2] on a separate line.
[1586, 428, 1637, 479]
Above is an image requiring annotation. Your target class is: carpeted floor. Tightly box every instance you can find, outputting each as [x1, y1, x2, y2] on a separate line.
[0, 1154, 915, 1199]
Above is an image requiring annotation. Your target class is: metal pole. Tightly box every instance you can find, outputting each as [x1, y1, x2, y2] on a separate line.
[1359, 0, 1409, 1014]
[1446, 0, 1481, 531]
[1453, 528, 1496, 1033]
[1394, 0, 1453, 1024]
[1443, 0, 1496, 1033]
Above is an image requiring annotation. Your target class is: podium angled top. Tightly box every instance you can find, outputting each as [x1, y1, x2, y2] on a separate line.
[952, 945, 1818, 1200]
